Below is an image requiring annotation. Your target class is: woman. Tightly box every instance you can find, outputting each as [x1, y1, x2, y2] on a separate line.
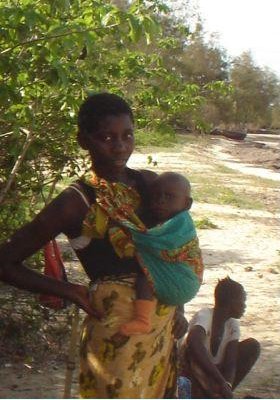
[179, 277, 260, 399]
[0, 93, 188, 398]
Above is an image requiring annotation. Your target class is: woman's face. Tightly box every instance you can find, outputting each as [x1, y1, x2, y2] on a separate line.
[87, 114, 134, 173]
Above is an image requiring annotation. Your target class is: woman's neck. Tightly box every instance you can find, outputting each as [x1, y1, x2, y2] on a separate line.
[92, 165, 131, 184]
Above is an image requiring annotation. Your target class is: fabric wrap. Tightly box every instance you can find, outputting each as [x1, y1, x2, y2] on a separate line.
[82, 172, 203, 306]
[80, 278, 177, 398]
[130, 211, 201, 305]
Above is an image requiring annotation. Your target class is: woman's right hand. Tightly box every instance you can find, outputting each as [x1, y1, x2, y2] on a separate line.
[72, 284, 103, 319]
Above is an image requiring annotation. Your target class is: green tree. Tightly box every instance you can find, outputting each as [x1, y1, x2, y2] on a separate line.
[0, 0, 217, 238]
[180, 23, 229, 85]
[230, 52, 280, 127]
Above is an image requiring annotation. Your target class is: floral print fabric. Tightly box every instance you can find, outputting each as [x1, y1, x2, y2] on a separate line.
[82, 172, 204, 306]
[80, 277, 177, 399]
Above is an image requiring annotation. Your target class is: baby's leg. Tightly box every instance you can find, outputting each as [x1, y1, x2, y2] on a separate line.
[135, 270, 154, 300]
[119, 272, 156, 336]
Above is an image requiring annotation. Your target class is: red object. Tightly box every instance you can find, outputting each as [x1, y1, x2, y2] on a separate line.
[39, 240, 68, 310]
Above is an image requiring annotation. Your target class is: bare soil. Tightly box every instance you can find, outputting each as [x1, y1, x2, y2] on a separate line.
[227, 133, 280, 171]
[0, 134, 279, 399]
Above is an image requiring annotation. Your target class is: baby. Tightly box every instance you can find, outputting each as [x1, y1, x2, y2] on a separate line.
[149, 172, 193, 226]
[119, 172, 203, 336]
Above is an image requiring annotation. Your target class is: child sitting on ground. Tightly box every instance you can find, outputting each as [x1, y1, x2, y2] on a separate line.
[179, 277, 260, 398]
[118, 172, 204, 336]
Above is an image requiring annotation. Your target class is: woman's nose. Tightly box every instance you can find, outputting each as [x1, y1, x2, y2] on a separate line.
[114, 139, 126, 152]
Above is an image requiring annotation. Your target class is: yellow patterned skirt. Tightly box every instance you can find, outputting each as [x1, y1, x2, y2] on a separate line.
[79, 276, 177, 399]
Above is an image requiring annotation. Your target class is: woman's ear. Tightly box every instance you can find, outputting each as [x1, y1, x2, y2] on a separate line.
[185, 197, 193, 210]
[77, 131, 90, 150]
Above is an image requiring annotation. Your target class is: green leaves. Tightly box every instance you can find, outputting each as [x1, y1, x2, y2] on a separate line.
[127, 14, 143, 42]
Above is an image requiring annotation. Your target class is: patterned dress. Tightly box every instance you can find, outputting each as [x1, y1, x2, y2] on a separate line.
[80, 277, 177, 398]
[77, 171, 203, 398]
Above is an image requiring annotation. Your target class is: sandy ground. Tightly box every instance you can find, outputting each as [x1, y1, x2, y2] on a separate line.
[0, 134, 279, 398]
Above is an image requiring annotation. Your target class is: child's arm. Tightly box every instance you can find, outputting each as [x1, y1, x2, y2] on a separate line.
[0, 188, 96, 316]
[218, 340, 239, 386]
[187, 326, 233, 398]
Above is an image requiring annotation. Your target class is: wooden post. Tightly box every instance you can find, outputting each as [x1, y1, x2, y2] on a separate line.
[63, 305, 80, 399]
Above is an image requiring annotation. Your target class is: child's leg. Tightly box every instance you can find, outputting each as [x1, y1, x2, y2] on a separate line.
[232, 338, 260, 389]
[119, 271, 156, 336]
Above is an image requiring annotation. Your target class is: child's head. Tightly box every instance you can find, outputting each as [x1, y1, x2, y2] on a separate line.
[149, 172, 193, 223]
[214, 276, 246, 319]
[77, 93, 134, 171]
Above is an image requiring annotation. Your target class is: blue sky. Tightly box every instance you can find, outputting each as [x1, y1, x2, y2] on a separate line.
[194, 0, 280, 76]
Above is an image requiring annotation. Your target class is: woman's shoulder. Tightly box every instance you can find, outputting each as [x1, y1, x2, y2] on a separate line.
[35, 180, 94, 237]
[138, 169, 158, 184]
[67, 179, 96, 205]
[1, 183, 91, 258]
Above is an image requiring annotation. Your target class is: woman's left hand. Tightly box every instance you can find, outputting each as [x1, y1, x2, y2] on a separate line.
[172, 307, 188, 339]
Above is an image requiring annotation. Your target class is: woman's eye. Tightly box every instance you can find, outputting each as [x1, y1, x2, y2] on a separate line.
[124, 129, 134, 138]
[103, 135, 112, 142]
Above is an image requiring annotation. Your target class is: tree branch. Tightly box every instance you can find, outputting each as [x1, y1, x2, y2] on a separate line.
[0, 24, 118, 55]
[0, 128, 33, 206]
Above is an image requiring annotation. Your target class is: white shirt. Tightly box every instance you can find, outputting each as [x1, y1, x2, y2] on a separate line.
[188, 307, 240, 364]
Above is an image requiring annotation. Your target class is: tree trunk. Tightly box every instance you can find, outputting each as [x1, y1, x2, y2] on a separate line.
[0, 128, 33, 206]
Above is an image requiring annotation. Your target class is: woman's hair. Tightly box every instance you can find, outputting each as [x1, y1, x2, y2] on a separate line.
[214, 276, 244, 307]
[78, 92, 134, 135]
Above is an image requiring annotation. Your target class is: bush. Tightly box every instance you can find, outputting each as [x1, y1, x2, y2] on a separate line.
[135, 124, 177, 147]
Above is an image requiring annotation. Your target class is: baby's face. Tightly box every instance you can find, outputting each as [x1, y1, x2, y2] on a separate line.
[149, 178, 189, 223]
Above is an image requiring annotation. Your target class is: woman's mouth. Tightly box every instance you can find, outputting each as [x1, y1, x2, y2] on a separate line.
[112, 159, 127, 166]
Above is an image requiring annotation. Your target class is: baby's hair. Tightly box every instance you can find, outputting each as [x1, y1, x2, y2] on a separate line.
[78, 92, 134, 135]
[159, 172, 191, 195]
[214, 276, 244, 307]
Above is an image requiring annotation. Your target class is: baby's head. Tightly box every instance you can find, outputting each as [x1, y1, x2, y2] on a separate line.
[149, 172, 193, 223]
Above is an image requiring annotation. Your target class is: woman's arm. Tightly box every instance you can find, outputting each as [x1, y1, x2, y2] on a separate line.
[187, 325, 233, 398]
[0, 188, 95, 315]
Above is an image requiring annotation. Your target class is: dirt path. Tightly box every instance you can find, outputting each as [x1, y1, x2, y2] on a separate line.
[129, 135, 280, 398]
[0, 134, 279, 398]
